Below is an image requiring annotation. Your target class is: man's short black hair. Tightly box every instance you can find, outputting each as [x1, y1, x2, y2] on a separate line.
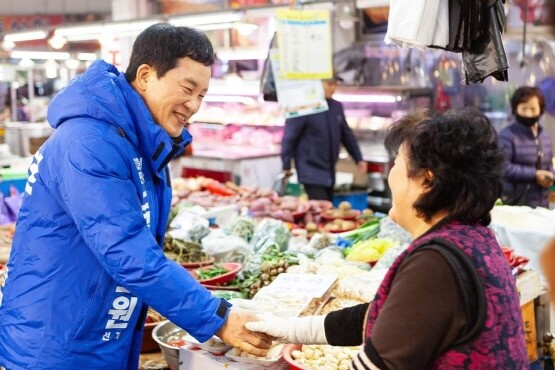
[385, 108, 504, 226]
[125, 23, 215, 83]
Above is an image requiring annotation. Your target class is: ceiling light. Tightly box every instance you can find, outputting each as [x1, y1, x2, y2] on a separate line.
[216, 48, 267, 60]
[77, 53, 97, 61]
[65, 59, 80, 70]
[103, 20, 157, 33]
[4, 30, 48, 43]
[234, 23, 258, 36]
[45, 59, 58, 79]
[1, 40, 15, 51]
[334, 94, 397, 103]
[170, 12, 241, 27]
[55, 25, 103, 37]
[11, 51, 70, 60]
[195, 22, 236, 32]
[202, 95, 257, 105]
[356, 0, 389, 8]
[18, 58, 35, 68]
[48, 35, 67, 49]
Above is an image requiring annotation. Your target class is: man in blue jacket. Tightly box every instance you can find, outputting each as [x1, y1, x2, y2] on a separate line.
[281, 77, 366, 201]
[0, 23, 271, 370]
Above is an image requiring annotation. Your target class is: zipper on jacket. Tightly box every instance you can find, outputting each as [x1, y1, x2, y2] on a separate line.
[118, 128, 126, 138]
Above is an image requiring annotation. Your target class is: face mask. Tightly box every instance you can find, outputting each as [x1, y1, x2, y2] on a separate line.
[516, 114, 540, 127]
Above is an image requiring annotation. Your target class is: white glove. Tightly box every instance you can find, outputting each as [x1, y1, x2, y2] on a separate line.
[245, 315, 328, 345]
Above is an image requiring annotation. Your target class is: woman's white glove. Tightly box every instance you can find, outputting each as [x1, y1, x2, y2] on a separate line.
[245, 315, 328, 344]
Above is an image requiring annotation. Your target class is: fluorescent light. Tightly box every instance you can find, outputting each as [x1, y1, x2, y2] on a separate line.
[55, 25, 103, 37]
[104, 20, 157, 33]
[65, 59, 80, 70]
[64, 34, 100, 42]
[170, 12, 241, 27]
[356, 0, 389, 8]
[245, 5, 287, 17]
[4, 30, 48, 42]
[216, 48, 267, 60]
[18, 58, 35, 68]
[195, 22, 236, 32]
[77, 53, 98, 61]
[11, 51, 70, 60]
[203, 95, 257, 105]
[48, 35, 66, 49]
[334, 94, 398, 103]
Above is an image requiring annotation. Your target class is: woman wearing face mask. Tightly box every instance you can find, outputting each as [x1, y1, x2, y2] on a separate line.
[499, 86, 554, 207]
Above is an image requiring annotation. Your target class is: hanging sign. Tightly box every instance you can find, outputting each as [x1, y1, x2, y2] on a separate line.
[276, 8, 333, 80]
[270, 48, 328, 119]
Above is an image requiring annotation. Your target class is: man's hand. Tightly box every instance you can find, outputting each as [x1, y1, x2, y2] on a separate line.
[216, 310, 273, 357]
[540, 238, 555, 303]
[535, 170, 554, 188]
[283, 169, 293, 178]
[246, 316, 328, 345]
[357, 161, 367, 175]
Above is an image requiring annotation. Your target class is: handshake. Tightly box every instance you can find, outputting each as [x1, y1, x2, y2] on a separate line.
[216, 310, 327, 357]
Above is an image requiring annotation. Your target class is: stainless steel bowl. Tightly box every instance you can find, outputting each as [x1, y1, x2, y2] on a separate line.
[151, 320, 186, 370]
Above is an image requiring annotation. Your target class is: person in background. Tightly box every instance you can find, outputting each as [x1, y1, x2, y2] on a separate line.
[249, 109, 528, 369]
[0, 23, 270, 370]
[499, 86, 554, 207]
[281, 76, 366, 201]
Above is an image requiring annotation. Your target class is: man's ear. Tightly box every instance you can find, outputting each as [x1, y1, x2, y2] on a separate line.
[134, 64, 154, 91]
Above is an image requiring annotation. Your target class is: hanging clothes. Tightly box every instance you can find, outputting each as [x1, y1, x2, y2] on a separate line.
[461, 1, 509, 83]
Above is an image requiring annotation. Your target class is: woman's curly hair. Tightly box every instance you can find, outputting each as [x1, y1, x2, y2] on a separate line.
[384, 108, 504, 226]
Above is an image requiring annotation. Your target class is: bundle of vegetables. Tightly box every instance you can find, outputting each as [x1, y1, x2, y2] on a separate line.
[196, 264, 230, 280]
[239, 243, 299, 298]
[163, 234, 211, 264]
[227, 217, 256, 242]
[340, 219, 380, 245]
[345, 237, 397, 263]
[251, 219, 290, 254]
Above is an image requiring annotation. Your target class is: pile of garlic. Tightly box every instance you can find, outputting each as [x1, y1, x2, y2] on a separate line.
[291, 344, 359, 370]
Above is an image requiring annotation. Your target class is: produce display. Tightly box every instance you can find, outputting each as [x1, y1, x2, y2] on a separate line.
[196, 264, 229, 281]
[239, 243, 299, 298]
[163, 236, 211, 264]
[322, 201, 361, 220]
[345, 237, 396, 263]
[290, 344, 360, 370]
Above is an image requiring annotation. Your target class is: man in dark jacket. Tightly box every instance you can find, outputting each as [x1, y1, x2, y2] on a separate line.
[281, 77, 366, 201]
[499, 86, 554, 208]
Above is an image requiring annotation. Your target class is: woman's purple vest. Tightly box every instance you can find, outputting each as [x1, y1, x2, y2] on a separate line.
[365, 221, 528, 369]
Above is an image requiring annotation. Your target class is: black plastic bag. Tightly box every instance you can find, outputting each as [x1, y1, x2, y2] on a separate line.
[462, 0, 508, 84]
[260, 33, 279, 102]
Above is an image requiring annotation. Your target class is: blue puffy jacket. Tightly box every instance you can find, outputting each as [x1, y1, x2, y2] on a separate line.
[0, 60, 229, 370]
[499, 121, 554, 208]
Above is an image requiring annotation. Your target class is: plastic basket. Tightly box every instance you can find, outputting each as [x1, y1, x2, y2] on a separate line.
[332, 191, 368, 211]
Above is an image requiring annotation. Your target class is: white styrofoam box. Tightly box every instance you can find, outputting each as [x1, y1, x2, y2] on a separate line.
[516, 270, 541, 306]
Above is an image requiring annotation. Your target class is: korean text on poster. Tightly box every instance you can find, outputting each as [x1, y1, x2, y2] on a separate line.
[270, 49, 328, 119]
[276, 8, 333, 80]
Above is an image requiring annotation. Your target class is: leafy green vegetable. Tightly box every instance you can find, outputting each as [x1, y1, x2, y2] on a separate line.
[197, 264, 229, 280]
[341, 220, 380, 245]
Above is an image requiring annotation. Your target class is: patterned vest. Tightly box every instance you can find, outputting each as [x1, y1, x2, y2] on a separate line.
[365, 221, 528, 369]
